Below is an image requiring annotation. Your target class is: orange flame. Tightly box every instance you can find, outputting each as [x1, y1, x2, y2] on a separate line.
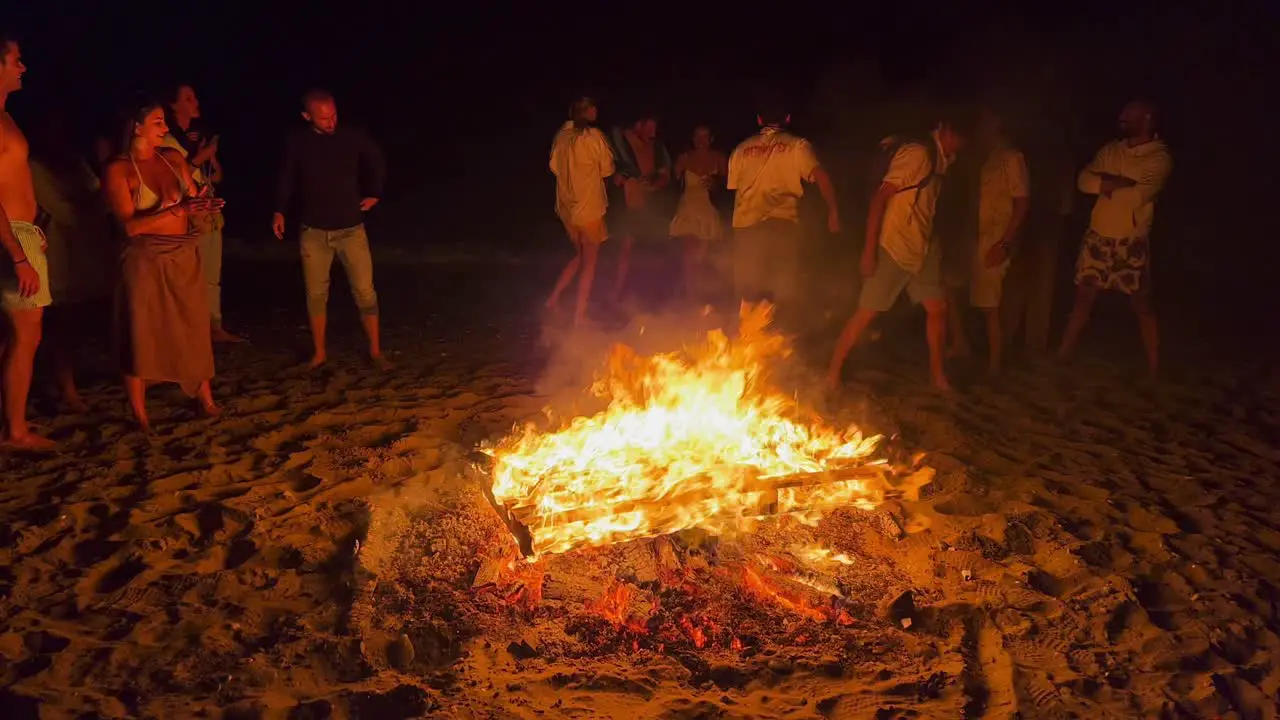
[486, 302, 888, 557]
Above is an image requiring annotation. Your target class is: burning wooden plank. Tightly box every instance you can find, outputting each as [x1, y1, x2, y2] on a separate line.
[503, 465, 890, 535]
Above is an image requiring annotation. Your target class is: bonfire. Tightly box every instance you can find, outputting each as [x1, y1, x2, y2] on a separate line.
[482, 302, 894, 559]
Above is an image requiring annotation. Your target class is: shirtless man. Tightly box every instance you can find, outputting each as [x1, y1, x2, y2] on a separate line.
[608, 111, 670, 303]
[0, 33, 54, 450]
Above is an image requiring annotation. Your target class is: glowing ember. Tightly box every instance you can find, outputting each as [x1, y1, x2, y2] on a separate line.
[485, 302, 890, 557]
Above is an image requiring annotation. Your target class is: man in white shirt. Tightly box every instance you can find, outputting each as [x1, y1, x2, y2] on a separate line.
[1058, 99, 1171, 373]
[546, 96, 616, 327]
[948, 107, 1029, 375]
[827, 119, 966, 392]
[727, 96, 839, 317]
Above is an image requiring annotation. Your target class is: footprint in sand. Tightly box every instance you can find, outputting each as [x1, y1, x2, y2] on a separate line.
[94, 556, 148, 594]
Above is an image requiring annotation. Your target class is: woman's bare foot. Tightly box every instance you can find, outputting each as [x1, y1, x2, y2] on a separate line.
[211, 326, 247, 344]
[932, 374, 955, 393]
[372, 354, 394, 370]
[307, 352, 327, 369]
[2, 430, 57, 451]
[61, 391, 90, 414]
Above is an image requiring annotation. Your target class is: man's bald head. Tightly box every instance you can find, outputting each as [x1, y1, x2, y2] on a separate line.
[1119, 99, 1158, 140]
[301, 89, 338, 134]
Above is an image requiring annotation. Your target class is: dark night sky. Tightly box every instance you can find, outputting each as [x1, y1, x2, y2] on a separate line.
[7, 0, 1279, 310]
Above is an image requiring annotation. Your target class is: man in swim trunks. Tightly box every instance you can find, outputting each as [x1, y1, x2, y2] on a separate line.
[0, 31, 54, 449]
[1058, 99, 1172, 374]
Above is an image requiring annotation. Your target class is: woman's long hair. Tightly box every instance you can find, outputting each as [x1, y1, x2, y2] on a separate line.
[119, 96, 166, 159]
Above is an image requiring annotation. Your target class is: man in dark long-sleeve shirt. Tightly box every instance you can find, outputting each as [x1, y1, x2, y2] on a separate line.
[273, 89, 389, 369]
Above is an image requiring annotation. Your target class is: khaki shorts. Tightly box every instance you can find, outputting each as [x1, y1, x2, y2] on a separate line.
[0, 222, 53, 311]
[858, 242, 943, 312]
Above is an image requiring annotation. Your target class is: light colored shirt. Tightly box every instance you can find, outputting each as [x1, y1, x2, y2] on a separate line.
[30, 157, 113, 304]
[878, 133, 952, 273]
[549, 122, 615, 227]
[161, 133, 224, 234]
[727, 127, 819, 228]
[1078, 137, 1171, 238]
[978, 143, 1030, 250]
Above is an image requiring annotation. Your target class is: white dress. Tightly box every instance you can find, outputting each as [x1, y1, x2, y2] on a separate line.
[669, 169, 724, 241]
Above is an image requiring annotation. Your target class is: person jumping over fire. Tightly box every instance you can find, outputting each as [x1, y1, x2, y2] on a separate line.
[0, 31, 55, 450]
[1057, 99, 1171, 374]
[827, 116, 967, 392]
[546, 95, 616, 327]
[273, 89, 389, 369]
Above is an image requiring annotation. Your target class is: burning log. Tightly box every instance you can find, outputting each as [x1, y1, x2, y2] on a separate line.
[491, 464, 891, 557]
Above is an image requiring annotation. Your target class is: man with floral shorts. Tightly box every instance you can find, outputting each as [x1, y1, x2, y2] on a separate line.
[1058, 99, 1171, 374]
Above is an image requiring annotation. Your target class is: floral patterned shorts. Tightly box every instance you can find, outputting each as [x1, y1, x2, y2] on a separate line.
[1074, 229, 1150, 295]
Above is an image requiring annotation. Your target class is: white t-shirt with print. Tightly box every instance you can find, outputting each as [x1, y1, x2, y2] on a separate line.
[727, 127, 819, 228]
[978, 144, 1030, 251]
[878, 135, 951, 273]
[549, 122, 616, 227]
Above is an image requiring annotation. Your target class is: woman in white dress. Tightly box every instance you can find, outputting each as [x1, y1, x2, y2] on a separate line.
[669, 125, 727, 299]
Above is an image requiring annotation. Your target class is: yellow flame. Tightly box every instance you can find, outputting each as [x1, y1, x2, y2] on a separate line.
[486, 303, 887, 557]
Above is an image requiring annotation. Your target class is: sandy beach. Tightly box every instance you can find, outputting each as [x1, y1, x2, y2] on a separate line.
[2, 251, 1279, 719]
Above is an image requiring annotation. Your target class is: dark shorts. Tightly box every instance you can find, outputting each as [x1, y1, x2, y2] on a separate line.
[733, 219, 802, 305]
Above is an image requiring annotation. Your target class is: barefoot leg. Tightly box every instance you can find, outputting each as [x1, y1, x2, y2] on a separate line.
[360, 313, 385, 364]
[923, 298, 953, 391]
[983, 307, 1003, 375]
[548, 230, 584, 312]
[946, 288, 971, 358]
[680, 235, 703, 299]
[307, 314, 328, 368]
[827, 308, 879, 388]
[48, 307, 89, 412]
[1057, 285, 1099, 359]
[574, 240, 601, 327]
[211, 324, 246, 343]
[611, 235, 634, 304]
[196, 380, 221, 417]
[2, 307, 53, 446]
[1131, 292, 1158, 374]
[124, 375, 150, 433]
[300, 226, 335, 368]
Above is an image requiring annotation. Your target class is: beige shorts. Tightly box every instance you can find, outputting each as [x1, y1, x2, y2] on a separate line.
[0, 222, 53, 311]
[970, 256, 1011, 309]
